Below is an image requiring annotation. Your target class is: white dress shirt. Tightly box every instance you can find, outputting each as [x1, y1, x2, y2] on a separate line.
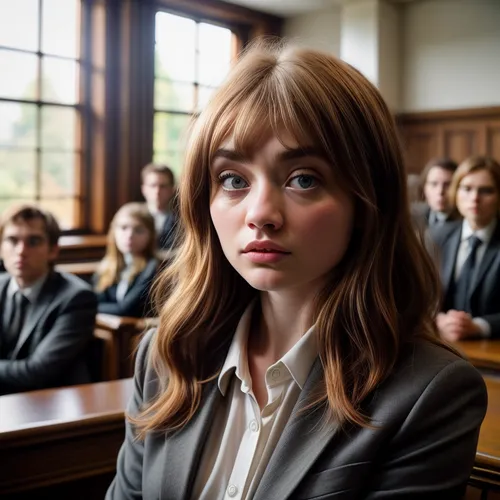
[429, 210, 449, 226]
[7, 272, 49, 305]
[115, 254, 134, 302]
[191, 303, 318, 500]
[148, 206, 168, 234]
[454, 218, 497, 337]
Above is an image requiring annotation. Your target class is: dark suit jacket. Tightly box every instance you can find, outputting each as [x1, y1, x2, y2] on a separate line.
[430, 219, 500, 338]
[95, 258, 158, 318]
[106, 329, 487, 499]
[0, 271, 97, 395]
[157, 212, 178, 251]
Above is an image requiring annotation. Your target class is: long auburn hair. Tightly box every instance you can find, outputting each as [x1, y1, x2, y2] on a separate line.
[95, 202, 156, 292]
[133, 40, 450, 436]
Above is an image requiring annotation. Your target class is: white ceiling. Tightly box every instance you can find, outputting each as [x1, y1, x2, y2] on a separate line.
[225, 0, 419, 17]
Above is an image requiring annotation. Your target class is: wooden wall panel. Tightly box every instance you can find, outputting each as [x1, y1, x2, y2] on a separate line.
[397, 107, 500, 174]
[486, 121, 500, 161]
[402, 128, 440, 173]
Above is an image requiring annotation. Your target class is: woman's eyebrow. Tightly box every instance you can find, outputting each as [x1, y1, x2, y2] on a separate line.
[212, 146, 325, 164]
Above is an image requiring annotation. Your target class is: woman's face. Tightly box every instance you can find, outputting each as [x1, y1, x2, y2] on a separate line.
[114, 214, 151, 257]
[210, 133, 354, 296]
[456, 169, 499, 229]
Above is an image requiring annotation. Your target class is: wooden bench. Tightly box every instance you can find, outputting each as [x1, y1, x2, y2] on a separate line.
[55, 261, 100, 282]
[0, 378, 133, 498]
[453, 340, 500, 373]
[94, 313, 158, 380]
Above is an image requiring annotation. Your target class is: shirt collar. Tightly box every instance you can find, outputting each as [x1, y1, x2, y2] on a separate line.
[217, 302, 318, 395]
[8, 272, 49, 304]
[218, 302, 254, 396]
[461, 218, 497, 245]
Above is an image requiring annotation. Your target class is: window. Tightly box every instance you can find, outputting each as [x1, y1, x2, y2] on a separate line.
[0, 0, 82, 229]
[153, 11, 234, 177]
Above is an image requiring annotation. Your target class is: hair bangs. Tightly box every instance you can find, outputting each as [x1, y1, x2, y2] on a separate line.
[205, 70, 322, 163]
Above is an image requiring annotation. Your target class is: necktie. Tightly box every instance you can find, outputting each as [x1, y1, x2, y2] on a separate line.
[2, 291, 29, 357]
[454, 235, 482, 313]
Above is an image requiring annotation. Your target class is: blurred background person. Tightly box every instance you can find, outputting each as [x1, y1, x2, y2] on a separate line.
[141, 163, 178, 252]
[0, 205, 96, 394]
[94, 202, 158, 318]
[431, 156, 500, 340]
[411, 158, 458, 231]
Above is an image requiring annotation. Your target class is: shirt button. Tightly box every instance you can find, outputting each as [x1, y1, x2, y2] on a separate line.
[271, 368, 281, 380]
[249, 419, 259, 432]
[227, 484, 238, 497]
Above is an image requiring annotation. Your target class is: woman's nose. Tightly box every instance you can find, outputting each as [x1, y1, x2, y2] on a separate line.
[245, 184, 284, 231]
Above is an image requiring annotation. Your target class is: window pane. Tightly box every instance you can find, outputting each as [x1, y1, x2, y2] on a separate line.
[153, 150, 184, 178]
[41, 106, 77, 150]
[0, 198, 37, 214]
[197, 86, 217, 111]
[0, 149, 36, 198]
[0, 0, 39, 51]
[41, 152, 77, 196]
[0, 102, 38, 148]
[42, 0, 79, 58]
[198, 23, 232, 87]
[39, 198, 76, 229]
[42, 57, 78, 104]
[154, 113, 190, 153]
[0, 50, 38, 100]
[155, 12, 195, 82]
[155, 80, 194, 112]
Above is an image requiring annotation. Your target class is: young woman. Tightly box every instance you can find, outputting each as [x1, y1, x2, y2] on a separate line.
[432, 156, 500, 340]
[107, 42, 487, 499]
[94, 202, 158, 318]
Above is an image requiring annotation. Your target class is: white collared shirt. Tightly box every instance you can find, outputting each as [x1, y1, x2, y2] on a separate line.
[191, 303, 318, 500]
[7, 272, 49, 305]
[116, 254, 134, 302]
[429, 210, 449, 226]
[454, 218, 497, 337]
[148, 206, 168, 234]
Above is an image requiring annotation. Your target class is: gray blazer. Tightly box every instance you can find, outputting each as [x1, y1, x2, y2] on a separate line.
[107, 329, 487, 499]
[0, 271, 97, 395]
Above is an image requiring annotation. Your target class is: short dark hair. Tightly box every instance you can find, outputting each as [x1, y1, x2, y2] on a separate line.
[420, 158, 458, 186]
[141, 163, 175, 186]
[0, 204, 61, 247]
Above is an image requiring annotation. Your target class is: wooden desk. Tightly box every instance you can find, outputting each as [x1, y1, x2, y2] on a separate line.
[454, 340, 500, 372]
[0, 379, 133, 497]
[471, 376, 500, 493]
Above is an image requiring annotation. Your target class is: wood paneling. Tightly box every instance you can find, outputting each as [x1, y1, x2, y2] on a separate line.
[397, 107, 500, 173]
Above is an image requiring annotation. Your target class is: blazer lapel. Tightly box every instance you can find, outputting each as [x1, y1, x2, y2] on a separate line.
[253, 359, 339, 500]
[11, 274, 58, 359]
[470, 224, 500, 296]
[441, 226, 461, 294]
[160, 380, 223, 500]
[0, 277, 10, 348]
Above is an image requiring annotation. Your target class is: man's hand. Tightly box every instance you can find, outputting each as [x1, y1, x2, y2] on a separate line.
[436, 310, 482, 341]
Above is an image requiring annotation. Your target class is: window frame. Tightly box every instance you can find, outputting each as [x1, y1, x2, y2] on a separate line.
[0, 0, 86, 232]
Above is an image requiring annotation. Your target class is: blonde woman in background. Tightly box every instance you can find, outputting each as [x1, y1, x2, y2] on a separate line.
[94, 202, 158, 318]
[107, 41, 486, 499]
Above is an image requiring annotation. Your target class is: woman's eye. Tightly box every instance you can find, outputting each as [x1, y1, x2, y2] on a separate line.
[289, 174, 317, 190]
[220, 174, 248, 190]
